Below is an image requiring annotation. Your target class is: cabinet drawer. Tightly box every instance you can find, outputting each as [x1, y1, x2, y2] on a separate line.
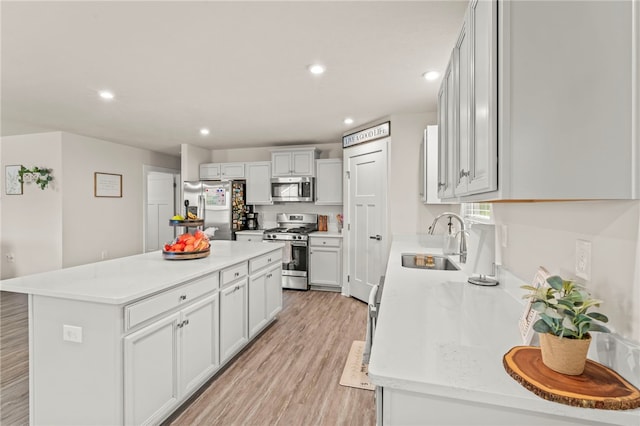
[310, 237, 341, 248]
[125, 273, 219, 330]
[249, 250, 282, 274]
[221, 262, 248, 286]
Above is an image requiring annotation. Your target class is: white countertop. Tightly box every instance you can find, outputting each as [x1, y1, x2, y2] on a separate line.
[368, 235, 639, 425]
[0, 241, 283, 305]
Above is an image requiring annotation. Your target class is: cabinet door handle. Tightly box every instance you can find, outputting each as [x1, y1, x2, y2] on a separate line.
[460, 169, 470, 178]
[234, 272, 240, 277]
[267, 258, 271, 262]
[179, 294, 187, 301]
[438, 182, 445, 189]
[322, 241, 326, 245]
[369, 235, 382, 241]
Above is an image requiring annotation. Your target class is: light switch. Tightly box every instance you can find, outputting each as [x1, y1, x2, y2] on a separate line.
[63, 325, 83, 343]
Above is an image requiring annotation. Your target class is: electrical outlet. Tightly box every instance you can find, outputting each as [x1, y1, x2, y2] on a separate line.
[62, 325, 83, 343]
[575, 239, 592, 281]
[101, 250, 108, 260]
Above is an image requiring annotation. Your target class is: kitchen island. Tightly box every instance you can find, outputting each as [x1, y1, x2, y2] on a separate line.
[368, 235, 640, 426]
[0, 241, 283, 425]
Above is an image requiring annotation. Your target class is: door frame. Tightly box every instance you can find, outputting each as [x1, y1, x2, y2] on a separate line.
[342, 137, 390, 299]
[142, 165, 180, 253]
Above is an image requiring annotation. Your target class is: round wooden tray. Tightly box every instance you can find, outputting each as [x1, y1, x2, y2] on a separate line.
[503, 346, 640, 410]
[169, 219, 204, 227]
[162, 248, 210, 260]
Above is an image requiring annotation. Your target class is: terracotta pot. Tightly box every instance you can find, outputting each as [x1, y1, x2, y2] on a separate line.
[539, 333, 591, 375]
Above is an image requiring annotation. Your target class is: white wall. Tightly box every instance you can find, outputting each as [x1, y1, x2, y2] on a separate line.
[1, 131, 180, 277]
[1, 133, 64, 278]
[61, 133, 179, 267]
[493, 201, 640, 342]
[387, 112, 456, 235]
[180, 144, 210, 182]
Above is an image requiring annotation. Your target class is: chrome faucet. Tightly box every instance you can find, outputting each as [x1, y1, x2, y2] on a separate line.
[428, 212, 467, 263]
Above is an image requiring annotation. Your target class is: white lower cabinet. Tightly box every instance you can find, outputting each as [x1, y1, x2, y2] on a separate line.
[249, 270, 268, 337]
[220, 277, 249, 363]
[265, 264, 282, 319]
[380, 387, 600, 426]
[124, 292, 219, 426]
[180, 293, 220, 395]
[309, 236, 342, 290]
[235, 232, 264, 243]
[124, 312, 180, 426]
[249, 262, 282, 337]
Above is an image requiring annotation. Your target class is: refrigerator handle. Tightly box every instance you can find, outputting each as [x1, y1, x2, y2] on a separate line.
[298, 183, 303, 197]
[198, 194, 205, 219]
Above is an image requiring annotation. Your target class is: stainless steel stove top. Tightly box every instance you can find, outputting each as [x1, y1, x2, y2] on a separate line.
[263, 213, 318, 241]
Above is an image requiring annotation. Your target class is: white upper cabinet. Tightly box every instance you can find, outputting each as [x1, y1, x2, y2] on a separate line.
[245, 161, 273, 205]
[466, 0, 498, 195]
[271, 148, 319, 177]
[438, 0, 638, 200]
[200, 163, 220, 180]
[220, 163, 245, 179]
[315, 159, 343, 205]
[422, 126, 444, 204]
[200, 162, 245, 180]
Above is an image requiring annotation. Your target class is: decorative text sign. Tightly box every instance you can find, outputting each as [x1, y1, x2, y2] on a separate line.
[343, 121, 390, 148]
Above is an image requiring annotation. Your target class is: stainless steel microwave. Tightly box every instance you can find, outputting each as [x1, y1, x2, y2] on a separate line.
[271, 177, 315, 202]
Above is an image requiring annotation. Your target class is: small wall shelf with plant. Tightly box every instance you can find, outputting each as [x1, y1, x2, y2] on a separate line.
[18, 166, 53, 190]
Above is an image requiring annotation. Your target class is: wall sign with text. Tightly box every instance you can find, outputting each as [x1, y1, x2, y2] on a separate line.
[342, 121, 390, 148]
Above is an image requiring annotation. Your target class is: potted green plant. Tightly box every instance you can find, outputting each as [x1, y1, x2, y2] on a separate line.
[521, 275, 610, 375]
[18, 166, 53, 190]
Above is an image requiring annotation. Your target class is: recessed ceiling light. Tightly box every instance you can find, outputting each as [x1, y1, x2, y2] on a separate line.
[99, 90, 114, 100]
[344, 117, 354, 125]
[422, 71, 440, 81]
[200, 128, 210, 136]
[308, 64, 326, 75]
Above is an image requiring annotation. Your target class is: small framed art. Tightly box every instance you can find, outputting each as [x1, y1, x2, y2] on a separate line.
[519, 266, 550, 345]
[94, 172, 122, 198]
[5, 165, 23, 195]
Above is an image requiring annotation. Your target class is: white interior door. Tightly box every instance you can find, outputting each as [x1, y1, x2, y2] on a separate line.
[145, 169, 178, 252]
[345, 139, 388, 303]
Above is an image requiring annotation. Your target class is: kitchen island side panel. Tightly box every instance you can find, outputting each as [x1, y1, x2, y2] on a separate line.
[31, 295, 123, 425]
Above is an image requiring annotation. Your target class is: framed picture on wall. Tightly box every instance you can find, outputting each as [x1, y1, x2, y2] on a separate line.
[5, 165, 23, 195]
[94, 172, 122, 197]
[519, 266, 550, 345]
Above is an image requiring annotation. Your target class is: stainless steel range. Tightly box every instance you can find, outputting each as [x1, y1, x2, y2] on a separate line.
[263, 213, 318, 290]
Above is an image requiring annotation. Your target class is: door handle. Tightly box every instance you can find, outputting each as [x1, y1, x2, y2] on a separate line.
[369, 235, 382, 241]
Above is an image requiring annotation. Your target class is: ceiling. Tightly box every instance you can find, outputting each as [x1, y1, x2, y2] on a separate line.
[1, 1, 467, 156]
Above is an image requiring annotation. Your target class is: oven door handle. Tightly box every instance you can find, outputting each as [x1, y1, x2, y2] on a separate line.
[291, 241, 307, 247]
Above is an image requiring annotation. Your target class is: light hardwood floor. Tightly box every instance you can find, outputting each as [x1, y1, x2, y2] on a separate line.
[0, 291, 29, 426]
[165, 290, 375, 426]
[0, 289, 374, 426]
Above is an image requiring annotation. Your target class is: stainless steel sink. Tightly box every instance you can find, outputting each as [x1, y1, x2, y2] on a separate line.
[401, 253, 460, 271]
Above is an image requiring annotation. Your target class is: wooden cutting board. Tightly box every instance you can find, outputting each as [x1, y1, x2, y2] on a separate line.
[503, 346, 640, 410]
